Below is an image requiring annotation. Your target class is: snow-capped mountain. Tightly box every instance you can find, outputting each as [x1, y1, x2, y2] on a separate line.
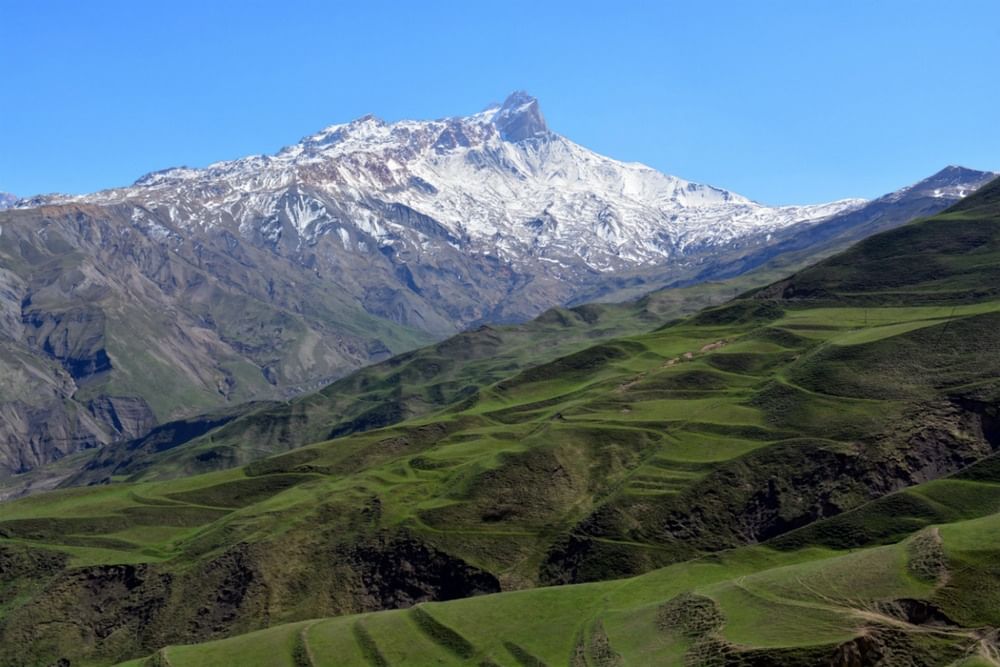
[32, 92, 863, 275]
[882, 165, 994, 203]
[0, 193, 16, 210]
[0, 92, 994, 478]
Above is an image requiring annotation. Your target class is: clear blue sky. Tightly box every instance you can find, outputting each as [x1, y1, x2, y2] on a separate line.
[2, 0, 998, 204]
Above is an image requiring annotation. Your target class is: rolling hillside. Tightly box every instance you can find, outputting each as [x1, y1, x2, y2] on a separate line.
[1, 177, 999, 666]
[114, 481, 1000, 666]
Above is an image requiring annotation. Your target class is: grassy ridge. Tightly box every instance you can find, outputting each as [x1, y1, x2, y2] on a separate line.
[41, 266, 797, 490]
[118, 440, 1000, 665]
[114, 504, 1000, 666]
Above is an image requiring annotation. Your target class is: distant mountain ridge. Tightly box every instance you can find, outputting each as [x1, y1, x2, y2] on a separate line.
[24, 92, 863, 293]
[562, 165, 998, 305]
[0, 192, 16, 209]
[680, 165, 999, 286]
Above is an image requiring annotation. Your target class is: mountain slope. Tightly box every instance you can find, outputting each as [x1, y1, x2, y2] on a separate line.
[1, 176, 998, 666]
[0, 167, 990, 483]
[1, 93, 993, 478]
[0, 202, 433, 476]
[569, 165, 998, 304]
[15, 166, 987, 494]
[2, 259, 813, 500]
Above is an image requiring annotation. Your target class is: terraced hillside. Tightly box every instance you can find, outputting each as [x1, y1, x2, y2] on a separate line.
[1, 178, 999, 666]
[115, 473, 1000, 666]
[0, 274, 756, 499]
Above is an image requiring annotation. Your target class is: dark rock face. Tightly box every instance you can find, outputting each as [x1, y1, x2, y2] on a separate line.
[0, 543, 68, 585]
[433, 121, 473, 151]
[0, 562, 173, 667]
[825, 625, 965, 667]
[184, 545, 269, 636]
[0, 532, 498, 666]
[0, 395, 155, 483]
[542, 399, 1000, 584]
[680, 626, 965, 667]
[23, 307, 111, 383]
[875, 598, 957, 627]
[344, 536, 502, 610]
[492, 91, 549, 142]
[0, 400, 106, 475]
[87, 396, 156, 440]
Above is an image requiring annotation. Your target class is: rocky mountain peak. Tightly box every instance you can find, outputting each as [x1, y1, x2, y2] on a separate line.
[491, 91, 548, 142]
[350, 113, 385, 127]
[885, 166, 997, 202]
[920, 165, 996, 189]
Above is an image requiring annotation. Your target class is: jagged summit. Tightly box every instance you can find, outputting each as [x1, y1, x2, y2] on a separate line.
[291, 91, 550, 153]
[491, 91, 549, 142]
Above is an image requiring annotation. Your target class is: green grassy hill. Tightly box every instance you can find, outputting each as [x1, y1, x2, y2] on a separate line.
[2, 178, 999, 666]
[113, 488, 1000, 666]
